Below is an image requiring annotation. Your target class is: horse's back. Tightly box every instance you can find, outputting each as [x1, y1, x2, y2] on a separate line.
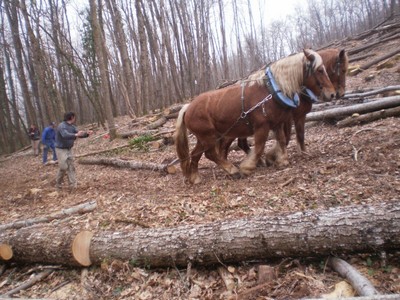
[185, 85, 242, 131]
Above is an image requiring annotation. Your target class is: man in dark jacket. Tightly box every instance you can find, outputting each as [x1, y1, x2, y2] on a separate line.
[28, 124, 40, 156]
[55, 112, 92, 189]
[41, 122, 57, 165]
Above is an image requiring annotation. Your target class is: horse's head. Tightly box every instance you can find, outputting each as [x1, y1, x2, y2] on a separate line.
[303, 49, 335, 102]
[323, 49, 349, 99]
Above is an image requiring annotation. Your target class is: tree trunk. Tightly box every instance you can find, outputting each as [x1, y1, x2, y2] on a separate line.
[1, 202, 399, 268]
[89, 0, 117, 140]
[4, 1, 36, 126]
[105, 0, 136, 117]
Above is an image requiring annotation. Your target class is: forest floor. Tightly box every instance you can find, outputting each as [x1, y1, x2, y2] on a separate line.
[1, 20, 400, 300]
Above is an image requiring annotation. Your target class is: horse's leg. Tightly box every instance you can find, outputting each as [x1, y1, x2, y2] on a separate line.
[204, 145, 241, 178]
[265, 124, 289, 167]
[240, 127, 269, 175]
[187, 141, 204, 184]
[294, 115, 307, 152]
[238, 138, 251, 154]
[274, 125, 289, 167]
[284, 117, 293, 146]
[218, 137, 235, 160]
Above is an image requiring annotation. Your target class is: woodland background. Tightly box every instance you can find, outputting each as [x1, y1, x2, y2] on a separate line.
[0, 0, 399, 154]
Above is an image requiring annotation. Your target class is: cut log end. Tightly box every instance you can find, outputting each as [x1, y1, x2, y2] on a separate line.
[72, 231, 94, 266]
[0, 243, 13, 260]
[166, 164, 176, 174]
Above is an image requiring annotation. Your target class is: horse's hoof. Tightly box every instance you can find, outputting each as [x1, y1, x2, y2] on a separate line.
[257, 158, 267, 167]
[185, 175, 201, 184]
[230, 172, 243, 180]
[275, 160, 289, 168]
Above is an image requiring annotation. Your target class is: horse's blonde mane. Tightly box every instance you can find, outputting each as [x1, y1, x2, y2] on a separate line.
[246, 70, 265, 86]
[270, 50, 323, 97]
[236, 49, 323, 97]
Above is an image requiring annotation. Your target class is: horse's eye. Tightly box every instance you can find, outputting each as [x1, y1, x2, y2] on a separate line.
[318, 69, 324, 74]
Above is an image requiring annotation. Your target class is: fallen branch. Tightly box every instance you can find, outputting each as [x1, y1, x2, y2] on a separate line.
[343, 85, 400, 100]
[1, 269, 53, 297]
[336, 106, 400, 127]
[0, 201, 97, 231]
[305, 96, 400, 122]
[78, 157, 176, 174]
[328, 257, 380, 296]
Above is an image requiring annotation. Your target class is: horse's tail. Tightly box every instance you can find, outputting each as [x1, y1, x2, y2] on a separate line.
[174, 104, 191, 177]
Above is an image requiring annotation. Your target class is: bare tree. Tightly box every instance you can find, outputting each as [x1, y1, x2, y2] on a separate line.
[89, 0, 116, 139]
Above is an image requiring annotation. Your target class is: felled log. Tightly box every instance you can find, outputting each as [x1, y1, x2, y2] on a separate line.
[78, 157, 176, 174]
[306, 96, 400, 122]
[0, 225, 82, 265]
[336, 106, 400, 127]
[163, 104, 185, 116]
[350, 48, 400, 75]
[328, 257, 380, 296]
[0, 201, 97, 231]
[146, 116, 167, 130]
[1, 202, 399, 268]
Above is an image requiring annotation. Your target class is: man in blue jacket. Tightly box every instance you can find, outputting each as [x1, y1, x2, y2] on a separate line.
[41, 122, 57, 165]
[55, 112, 92, 190]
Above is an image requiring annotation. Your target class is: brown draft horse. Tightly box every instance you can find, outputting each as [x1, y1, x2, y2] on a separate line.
[223, 48, 349, 163]
[174, 49, 336, 184]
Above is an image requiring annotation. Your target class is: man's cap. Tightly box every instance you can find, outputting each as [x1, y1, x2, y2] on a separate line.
[50, 122, 56, 126]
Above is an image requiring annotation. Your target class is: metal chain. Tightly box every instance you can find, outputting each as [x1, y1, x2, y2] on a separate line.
[240, 94, 272, 119]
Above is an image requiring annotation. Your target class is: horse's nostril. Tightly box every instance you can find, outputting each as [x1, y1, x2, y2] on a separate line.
[331, 93, 335, 99]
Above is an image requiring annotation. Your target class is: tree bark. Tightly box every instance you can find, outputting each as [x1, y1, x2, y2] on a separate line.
[306, 96, 400, 122]
[1, 202, 399, 268]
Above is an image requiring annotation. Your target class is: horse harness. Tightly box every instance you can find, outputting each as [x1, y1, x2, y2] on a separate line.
[219, 65, 320, 141]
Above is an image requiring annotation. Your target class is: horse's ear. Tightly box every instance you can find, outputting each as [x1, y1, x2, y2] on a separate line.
[339, 49, 346, 61]
[303, 49, 315, 62]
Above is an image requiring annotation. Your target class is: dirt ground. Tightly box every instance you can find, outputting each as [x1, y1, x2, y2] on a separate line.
[0, 21, 400, 300]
